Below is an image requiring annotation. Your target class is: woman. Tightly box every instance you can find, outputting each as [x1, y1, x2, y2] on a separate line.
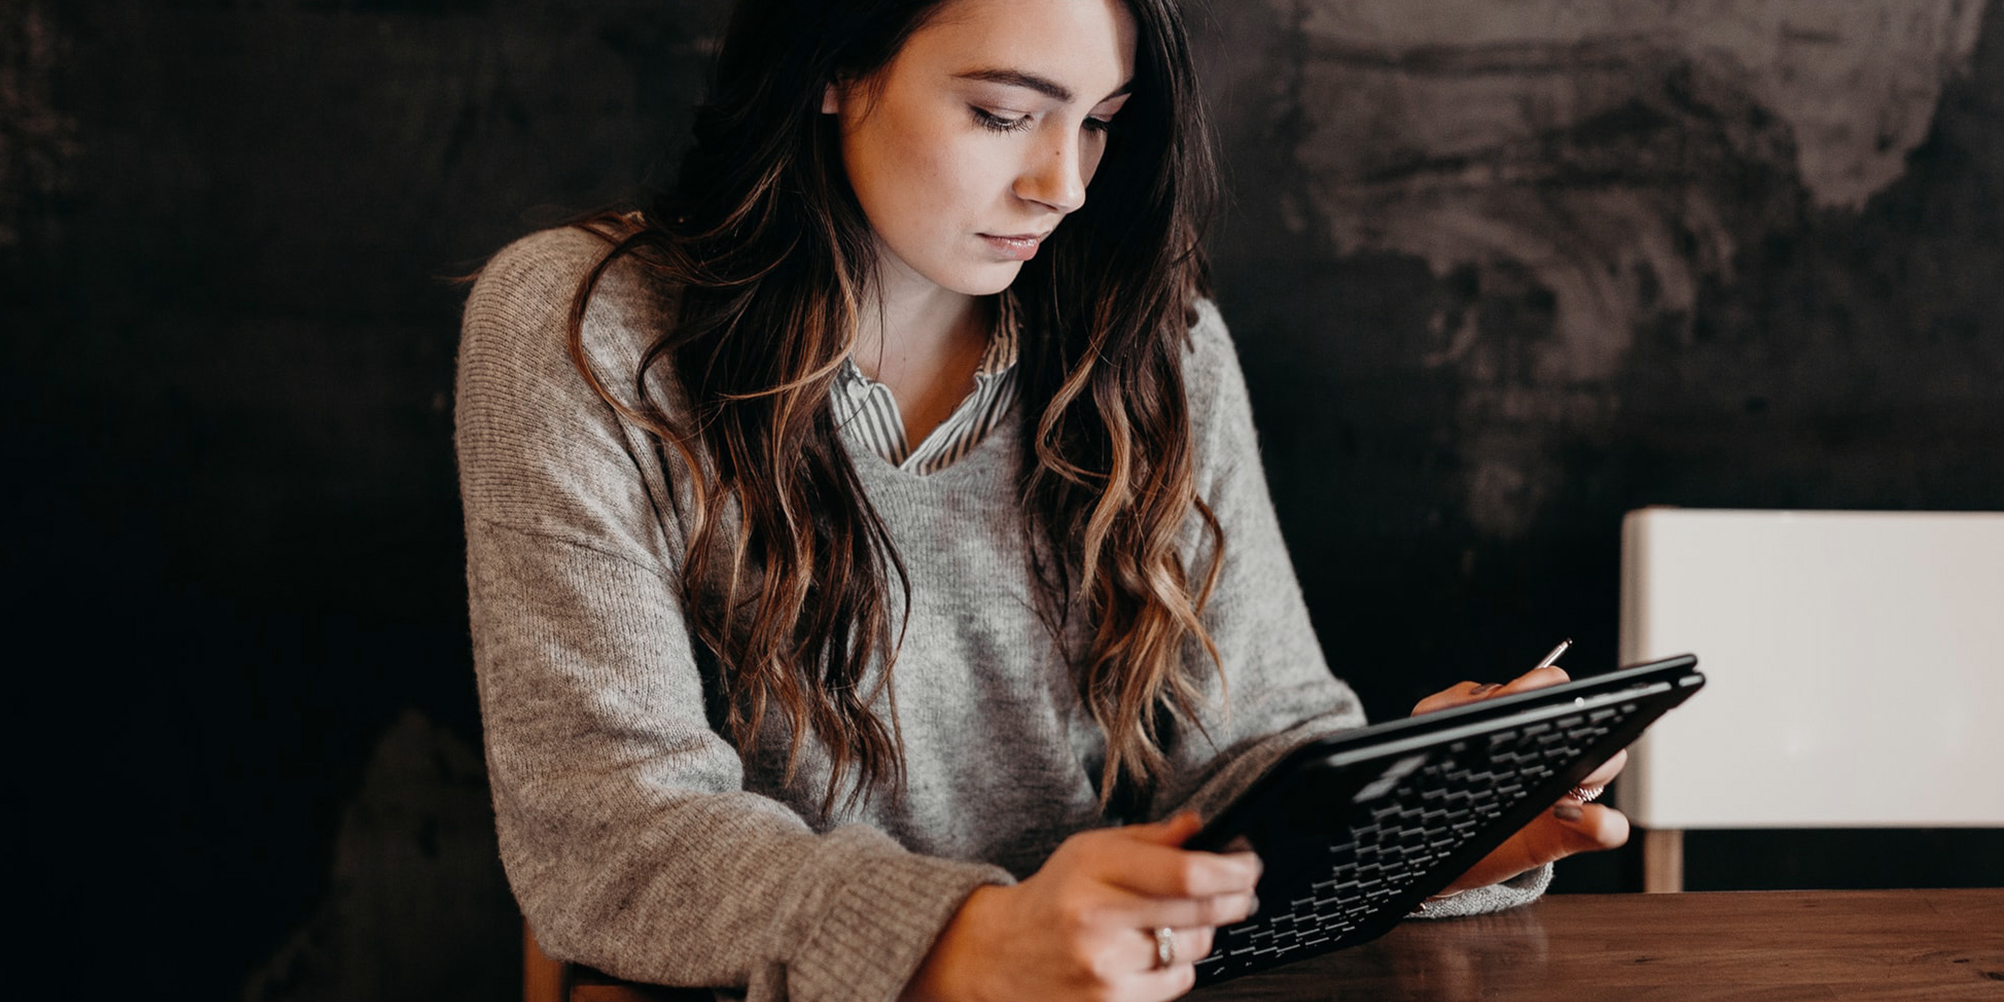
[455, 0, 1628, 999]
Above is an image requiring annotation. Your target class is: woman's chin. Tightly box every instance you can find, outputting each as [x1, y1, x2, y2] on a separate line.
[951, 260, 1027, 298]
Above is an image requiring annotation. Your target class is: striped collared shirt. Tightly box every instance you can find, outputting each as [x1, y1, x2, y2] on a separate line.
[831, 295, 1021, 476]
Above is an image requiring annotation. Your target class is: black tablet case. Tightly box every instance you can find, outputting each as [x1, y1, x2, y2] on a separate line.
[1185, 654, 1705, 985]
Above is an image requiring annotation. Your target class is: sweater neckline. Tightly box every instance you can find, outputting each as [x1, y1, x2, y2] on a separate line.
[843, 403, 1023, 490]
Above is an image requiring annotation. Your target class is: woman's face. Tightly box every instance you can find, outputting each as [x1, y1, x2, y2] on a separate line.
[827, 0, 1137, 302]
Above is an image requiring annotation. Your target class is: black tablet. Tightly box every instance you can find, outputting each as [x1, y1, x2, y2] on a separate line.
[1186, 654, 1705, 985]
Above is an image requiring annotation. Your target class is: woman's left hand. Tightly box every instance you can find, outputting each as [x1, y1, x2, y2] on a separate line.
[1410, 665, 1631, 896]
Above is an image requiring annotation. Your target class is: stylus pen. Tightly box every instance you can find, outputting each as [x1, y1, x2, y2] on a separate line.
[1535, 639, 1572, 669]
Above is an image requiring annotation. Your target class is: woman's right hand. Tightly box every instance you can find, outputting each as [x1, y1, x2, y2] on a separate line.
[901, 813, 1261, 1002]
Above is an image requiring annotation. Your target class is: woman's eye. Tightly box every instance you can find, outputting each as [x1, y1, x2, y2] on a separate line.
[971, 107, 1032, 133]
[1083, 116, 1114, 135]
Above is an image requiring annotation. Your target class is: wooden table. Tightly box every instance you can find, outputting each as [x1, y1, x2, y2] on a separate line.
[1188, 889, 2004, 1001]
[563, 889, 2004, 1001]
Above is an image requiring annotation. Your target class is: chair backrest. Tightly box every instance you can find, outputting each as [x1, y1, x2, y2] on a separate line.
[525, 923, 571, 1002]
[523, 921, 708, 1001]
[1616, 508, 2004, 829]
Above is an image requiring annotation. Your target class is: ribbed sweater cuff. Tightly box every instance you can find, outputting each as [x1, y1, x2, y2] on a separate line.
[1408, 862, 1552, 920]
[790, 852, 1014, 1002]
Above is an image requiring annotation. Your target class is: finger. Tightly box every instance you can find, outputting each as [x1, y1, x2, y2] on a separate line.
[1110, 889, 1258, 930]
[1127, 926, 1216, 978]
[1438, 803, 1629, 894]
[1568, 748, 1628, 794]
[1125, 812, 1205, 847]
[1564, 801, 1630, 850]
[1413, 666, 1574, 717]
[1094, 838, 1263, 899]
[1413, 681, 1499, 716]
[1498, 664, 1571, 693]
[1118, 962, 1198, 1002]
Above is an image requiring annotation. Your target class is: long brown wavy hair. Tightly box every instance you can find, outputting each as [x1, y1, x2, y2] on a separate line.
[566, 0, 1225, 814]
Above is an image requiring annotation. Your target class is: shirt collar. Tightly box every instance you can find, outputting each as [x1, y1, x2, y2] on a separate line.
[838, 291, 1021, 387]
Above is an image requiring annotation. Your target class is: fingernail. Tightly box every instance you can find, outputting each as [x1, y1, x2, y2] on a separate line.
[1469, 682, 1502, 695]
[1247, 894, 1260, 917]
[1554, 804, 1584, 821]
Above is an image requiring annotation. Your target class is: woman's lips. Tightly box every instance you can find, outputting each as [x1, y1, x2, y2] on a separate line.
[981, 233, 1047, 261]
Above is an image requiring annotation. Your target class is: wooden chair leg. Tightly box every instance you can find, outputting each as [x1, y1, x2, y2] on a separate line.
[1643, 828, 1684, 893]
[525, 922, 572, 1002]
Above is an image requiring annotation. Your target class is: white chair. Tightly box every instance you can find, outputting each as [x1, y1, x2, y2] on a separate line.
[1616, 508, 2004, 892]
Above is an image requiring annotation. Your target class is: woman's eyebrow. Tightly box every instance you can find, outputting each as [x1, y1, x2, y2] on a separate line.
[952, 68, 1134, 104]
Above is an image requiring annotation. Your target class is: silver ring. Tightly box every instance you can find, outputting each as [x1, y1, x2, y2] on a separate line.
[1570, 785, 1605, 803]
[1154, 926, 1177, 968]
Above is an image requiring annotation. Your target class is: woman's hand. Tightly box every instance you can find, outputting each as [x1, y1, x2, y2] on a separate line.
[1412, 665, 1632, 896]
[901, 813, 1260, 1002]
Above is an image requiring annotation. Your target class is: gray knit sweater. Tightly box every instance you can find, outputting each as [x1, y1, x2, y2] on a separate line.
[455, 227, 1546, 1002]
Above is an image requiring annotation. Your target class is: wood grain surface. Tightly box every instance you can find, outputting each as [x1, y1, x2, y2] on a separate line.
[1187, 889, 2004, 1002]
[561, 889, 2003, 1001]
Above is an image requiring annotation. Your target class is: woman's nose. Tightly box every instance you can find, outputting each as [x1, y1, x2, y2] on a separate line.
[1015, 129, 1088, 215]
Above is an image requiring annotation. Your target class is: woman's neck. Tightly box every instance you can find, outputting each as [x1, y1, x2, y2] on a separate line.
[852, 265, 993, 448]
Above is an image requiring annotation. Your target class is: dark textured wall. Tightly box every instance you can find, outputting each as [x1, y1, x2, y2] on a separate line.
[5, 1, 2000, 999]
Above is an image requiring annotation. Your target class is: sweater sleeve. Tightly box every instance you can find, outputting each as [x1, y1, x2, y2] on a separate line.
[455, 228, 1011, 1001]
[1149, 302, 1548, 916]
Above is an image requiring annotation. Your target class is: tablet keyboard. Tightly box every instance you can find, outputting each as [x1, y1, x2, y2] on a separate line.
[1192, 703, 1630, 982]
